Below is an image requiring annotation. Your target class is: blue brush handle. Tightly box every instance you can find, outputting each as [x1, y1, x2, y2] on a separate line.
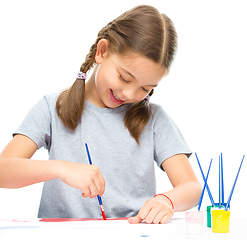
[85, 143, 93, 164]
[198, 158, 213, 211]
[85, 143, 103, 205]
[97, 195, 103, 205]
[225, 155, 245, 210]
[195, 153, 215, 207]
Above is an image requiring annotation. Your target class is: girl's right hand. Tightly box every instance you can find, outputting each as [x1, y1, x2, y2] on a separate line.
[0, 135, 105, 194]
[57, 161, 105, 198]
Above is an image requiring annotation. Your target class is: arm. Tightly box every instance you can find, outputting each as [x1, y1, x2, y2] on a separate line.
[128, 154, 202, 224]
[0, 134, 105, 197]
[161, 153, 202, 211]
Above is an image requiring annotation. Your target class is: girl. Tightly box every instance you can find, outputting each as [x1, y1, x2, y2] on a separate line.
[0, 5, 201, 224]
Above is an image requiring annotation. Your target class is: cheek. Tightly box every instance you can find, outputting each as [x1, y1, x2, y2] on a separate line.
[135, 91, 149, 101]
[124, 89, 148, 103]
[96, 68, 120, 91]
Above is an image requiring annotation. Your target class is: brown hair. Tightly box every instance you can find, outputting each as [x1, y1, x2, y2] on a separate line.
[56, 5, 177, 144]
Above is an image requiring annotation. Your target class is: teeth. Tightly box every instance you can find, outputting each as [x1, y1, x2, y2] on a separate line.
[112, 91, 121, 101]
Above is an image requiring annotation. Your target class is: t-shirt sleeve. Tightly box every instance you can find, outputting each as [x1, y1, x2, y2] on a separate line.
[153, 105, 192, 169]
[13, 96, 51, 150]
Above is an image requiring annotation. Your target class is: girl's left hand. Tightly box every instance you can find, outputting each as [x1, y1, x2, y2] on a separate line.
[128, 195, 174, 224]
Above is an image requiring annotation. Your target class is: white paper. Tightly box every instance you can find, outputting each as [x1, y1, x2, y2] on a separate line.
[0, 219, 181, 240]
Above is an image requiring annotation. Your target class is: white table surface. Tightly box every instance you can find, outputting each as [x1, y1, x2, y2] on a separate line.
[0, 217, 246, 240]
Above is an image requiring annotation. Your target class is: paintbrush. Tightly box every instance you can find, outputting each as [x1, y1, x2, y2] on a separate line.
[225, 155, 245, 211]
[85, 143, 107, 220]
[195, 153, 215, 207]
[198, 158, 213, 211]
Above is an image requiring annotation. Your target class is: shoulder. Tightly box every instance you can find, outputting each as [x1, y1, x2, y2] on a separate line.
[26, 93, 59, 120]
[35, 93, 59, 114]
[149, 102, 180, 132]
[149, 102, 171, 121]
[31, 93, 58, 108]
[149, 102, 163, 112]
[43, 93, 59, 106]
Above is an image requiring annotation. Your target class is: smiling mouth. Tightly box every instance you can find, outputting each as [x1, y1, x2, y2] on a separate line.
[112, 90, 121, 100]
[110, 89, 125, 105]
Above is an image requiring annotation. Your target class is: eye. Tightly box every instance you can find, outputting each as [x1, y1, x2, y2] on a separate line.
[119, 74, 129, 83]
[142, 87, 150, 93]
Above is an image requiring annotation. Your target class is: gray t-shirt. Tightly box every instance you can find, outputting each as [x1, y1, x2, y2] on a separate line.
[14, 93, 191, 218]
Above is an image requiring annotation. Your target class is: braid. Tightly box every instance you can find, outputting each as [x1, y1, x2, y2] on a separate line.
[80, 44, 97, 73]
[56, 22, 113, 130]
[56, 43, 99, 130]
[80, 23, 111, 73]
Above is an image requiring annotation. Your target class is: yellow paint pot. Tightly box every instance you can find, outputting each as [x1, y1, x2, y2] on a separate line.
[212, 209, 230, 233]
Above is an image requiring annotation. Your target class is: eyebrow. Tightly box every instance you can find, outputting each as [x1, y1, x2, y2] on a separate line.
[121, 67, 136, 79]
[121, 67, 158, 88]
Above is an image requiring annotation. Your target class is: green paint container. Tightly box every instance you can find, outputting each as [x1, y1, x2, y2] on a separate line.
[207, 206, 213, 227]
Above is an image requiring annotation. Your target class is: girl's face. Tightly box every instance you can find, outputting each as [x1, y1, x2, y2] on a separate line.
[86, 40, 168, 108]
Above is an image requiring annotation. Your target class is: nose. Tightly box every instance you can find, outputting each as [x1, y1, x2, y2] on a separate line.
[122, 87, 137, 101]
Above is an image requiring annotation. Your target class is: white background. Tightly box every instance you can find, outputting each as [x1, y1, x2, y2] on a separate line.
[0, 0, 246, 219]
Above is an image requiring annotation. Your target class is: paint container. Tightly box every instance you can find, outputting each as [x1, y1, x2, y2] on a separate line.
[207, 205, 213, 227]
[207, 204, 220, 227]
[185, 211, 203, 234]
[212, 209, 230, 233]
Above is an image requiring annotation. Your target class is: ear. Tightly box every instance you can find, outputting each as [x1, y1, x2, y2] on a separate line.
[95, 39, 109, 64]
[164, 68, 169, 77]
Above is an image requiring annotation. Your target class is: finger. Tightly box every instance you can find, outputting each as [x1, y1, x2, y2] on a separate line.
[144, 203, 164, 224]
[92, 176, 103, 196]
[128, 202, 153, 224]
[144, 208, 158, 224]
[96, 172, 105, 196]
[153, 210, 167, 224]
[128, 214, 143, 224]
[82, 178, 104, 198]
[89, 182, 100, 198]
[89, 165, 105, 196]
[160, 211, 174, 224]
[81, 187, 91, 198]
